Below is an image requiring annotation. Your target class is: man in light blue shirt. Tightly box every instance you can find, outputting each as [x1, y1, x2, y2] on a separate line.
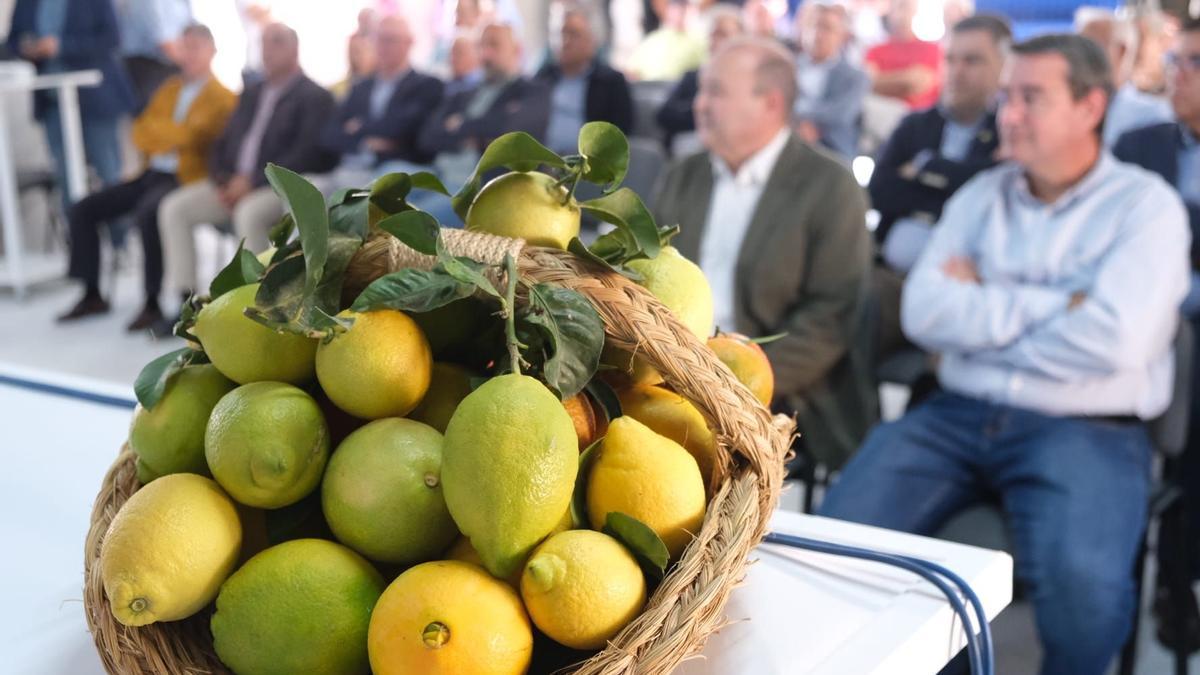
[821, 34, 1190, 675]
[116, 0, 193, 111]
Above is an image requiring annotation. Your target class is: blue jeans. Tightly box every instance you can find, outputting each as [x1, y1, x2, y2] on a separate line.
[42, 106, 125, 245]
[819, 392, 1152, 675]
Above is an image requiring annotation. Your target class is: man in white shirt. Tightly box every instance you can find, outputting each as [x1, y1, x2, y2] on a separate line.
[653, 36, 875, 470]
[821, 34, 1189, 674]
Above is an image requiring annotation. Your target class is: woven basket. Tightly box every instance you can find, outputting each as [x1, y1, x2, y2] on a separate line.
[84, 229, 794, 675]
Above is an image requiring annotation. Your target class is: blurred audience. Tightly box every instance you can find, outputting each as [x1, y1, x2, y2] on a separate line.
[626, 0, 705, 81]
[654, 36, 874, 470]
[535, 1, 634, 153]
[1129, 6, 1174, 96]
[822, 35, 1189, 675]
[655, 5, 743, 150]
[865, 0, 942, 110]
[331, 8, 379, 101]
[942, 0, 974, 35]
[158, 23, 335, 303]
[57, 24, 234, 330]
[1076, 7, 1171, 147]
[8, 0, 136, 195]
[793, 2, 870, 159]
[445, 30, 484, 97]
[116, 0, 193, 112]
[316, 15, 444, 189]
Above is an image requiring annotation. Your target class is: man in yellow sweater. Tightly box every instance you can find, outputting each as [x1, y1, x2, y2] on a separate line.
[57, 23, 235, 330]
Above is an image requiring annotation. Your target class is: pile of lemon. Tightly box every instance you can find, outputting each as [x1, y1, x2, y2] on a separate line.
[100, 171, 775, 675]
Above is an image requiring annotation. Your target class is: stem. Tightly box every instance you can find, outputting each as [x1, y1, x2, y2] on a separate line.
[503, 253, 522, 375]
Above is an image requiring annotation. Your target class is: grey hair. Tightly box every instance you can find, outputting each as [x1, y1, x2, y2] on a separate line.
[557, 0, 608, 46]
[718, 36, 798, 113]
[1011, 33, 1114, 136]
[1075, 6, 1139, 76]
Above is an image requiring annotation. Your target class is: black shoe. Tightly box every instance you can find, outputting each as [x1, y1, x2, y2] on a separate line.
[56, 295, 110, 322]
[126, 305, 165, 332]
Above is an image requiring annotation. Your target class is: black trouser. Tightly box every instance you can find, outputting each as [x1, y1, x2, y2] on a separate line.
[123, 56, 179, 113]
[67, 170, 177, 299]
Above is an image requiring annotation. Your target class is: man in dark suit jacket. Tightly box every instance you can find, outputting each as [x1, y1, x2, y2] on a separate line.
[318, 15, 444, 185]
[656, 6, 743, 151]
[534, 4, 633, 153]
[654, 36, 875, 470]
[8, 0, 136, 194]
[159, 22, 336, 301]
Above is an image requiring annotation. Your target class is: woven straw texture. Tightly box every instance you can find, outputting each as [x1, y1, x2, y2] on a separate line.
[84, 229, 794, 674]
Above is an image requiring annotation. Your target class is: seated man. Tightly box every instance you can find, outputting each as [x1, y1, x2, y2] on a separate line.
[317, 14, 443, 189]
[820, 35, 1190, 675]
[444, 30, 483, 98]
[792, 2, 869, 159]
[626, 0, 705, 82]
[57, 24, 235, 329]
[534, 2, 633, 153]
[864, 0, 942, 110]
[654, 36, 874, 471]
[655, 5, 743, 152]
[158, 22, 336, 302]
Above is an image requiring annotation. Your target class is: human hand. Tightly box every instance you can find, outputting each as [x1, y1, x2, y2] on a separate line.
[942, 256, 980, 283]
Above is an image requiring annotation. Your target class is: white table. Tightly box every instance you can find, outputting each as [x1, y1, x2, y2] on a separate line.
[0, 68, 103, 299]
[0, 363, 1011, 674]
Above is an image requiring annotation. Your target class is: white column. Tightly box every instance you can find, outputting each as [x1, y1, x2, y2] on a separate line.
[56, 84, 88, 203]
[0, 99, 27, 298]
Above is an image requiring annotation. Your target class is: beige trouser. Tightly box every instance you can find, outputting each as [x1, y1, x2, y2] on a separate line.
[158, 180, 282, 294]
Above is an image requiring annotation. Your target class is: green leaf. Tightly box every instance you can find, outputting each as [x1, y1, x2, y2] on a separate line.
[567, 237, 627, 277]
[584, 379, 622, 424]
[134, 347, 194, 409]
[409, 171, 450, 196]
[580, 188, 660, 261]
[250, 232, 364, 337]
[369, 172, 414, 213]
[268, 213, 296, 250]
[577, 121, 629, 191]
[172, 294, 203, 341]
[209, 240, 267, 300]
[350, 268, 476, 314]
[436, 239, 501, 298]
[377, 210, 440, 256]
[749, 332, 788, 345]
[451, 132, 568, 219]
[520, 283, 604, 399]
[328, 187, 367, 206]
[604, 512, 670, 579]
[265, 164, 329, 297]
[328, 195, 369, 239]
[570, 438, 604, 529]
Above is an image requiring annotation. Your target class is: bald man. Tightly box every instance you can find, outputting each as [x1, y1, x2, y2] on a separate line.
[157, 23, 336, 318]
[653, 37, 875, 469]
[1076, 8, 1172, 145]
[317, 15, 444, 186]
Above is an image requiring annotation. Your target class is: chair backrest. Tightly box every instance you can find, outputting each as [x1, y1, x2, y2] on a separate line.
[629, 80, 674, 140]
[1148, 317, 1195, 457]
[625, 137, 668, 212]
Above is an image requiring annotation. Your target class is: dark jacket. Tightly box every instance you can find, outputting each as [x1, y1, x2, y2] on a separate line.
[209, 74, 337, 187]
[418, 76, 551, 156]
[534, 59, 635, 134]
[654, 135, 878, 468]
[868, 106, 1000, 244]
[655, 68, 699, 143]
[320, 70, 445, 166]
[7, 0, 135, 120]
[1115, 122, 1200, 270]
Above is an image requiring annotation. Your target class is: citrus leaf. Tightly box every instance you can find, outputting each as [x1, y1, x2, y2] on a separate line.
[578, 121, 629, 191]
[350, 267, 476, 314]
[268, 213, 295, 250]
[567, 237, 626, 277]
[369, 172, 414, 213]
[520, 283, 604, 399]
[604, 511, 670, 579]
[584, 379, 622, 424]
[435, 237, 501, 298]
[450, 131, 568, 219]
[172, 294, 203, 342]
[265, 164, 328, 297]
[209, 239, 266, 300]
[328, 194, 369, 238]
[570, 438, 604, 529]
[134, 347, 194, 409]
[251, 232, 364, 337]
[410, 171, 450, 196]
[749, 332, 788, 345]
[377, 210, 440, 256]
[328, 187, 365, 206]
[580, 188, 660, 261]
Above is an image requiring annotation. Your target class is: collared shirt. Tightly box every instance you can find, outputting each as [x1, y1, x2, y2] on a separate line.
[1103, 83, 1172, 147]
[465, 77, 511, 119]
[794, 54, 835, 117]
[545, 69, 589, 154]
[445, 69, 484, 98]
[939, 114, 983, 162]
[700, 128, 791, 333]
[902, 152, 1190, 419]
[148, 77, 206, 174]
[117, 0, 192, 60]
[235, 75, 298, 178]
[369, 71, 407, 122]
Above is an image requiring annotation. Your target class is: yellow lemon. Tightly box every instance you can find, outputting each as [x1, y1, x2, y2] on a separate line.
[193, 283, 317, 385]
[465, 171, 580, 249]
[708, 332, 775, 406]
[128, 364, 236, 481]
[408, 362, 474, 433]
[617, 384, 718, 488]
[316, 308, 433, 420]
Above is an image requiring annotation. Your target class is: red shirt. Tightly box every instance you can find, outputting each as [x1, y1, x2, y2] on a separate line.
[865, 39, 943, 110]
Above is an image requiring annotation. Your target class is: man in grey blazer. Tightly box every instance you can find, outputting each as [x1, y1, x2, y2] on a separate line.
[793, 2, 870, 159]
[653, 36, 876, 471]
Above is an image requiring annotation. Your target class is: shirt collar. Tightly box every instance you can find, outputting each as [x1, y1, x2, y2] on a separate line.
[711, 128, 791, 188]
[1179, 122, 1199, 150]
[1013, 151, 1116, 211]
[375, 69, 410, 88]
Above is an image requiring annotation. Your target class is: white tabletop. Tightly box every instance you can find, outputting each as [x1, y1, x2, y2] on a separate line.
[0, 364, 1011, 675]
[0, 67, 102, 92]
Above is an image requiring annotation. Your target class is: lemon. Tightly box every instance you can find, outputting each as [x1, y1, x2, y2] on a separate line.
[315, 308, 433, 420]
[563, 391, 606, 451]
[617, 384, 718, 488]
[211, 539, 384, 675]
[100, 473, 241, 626]
[408, 363, 474, 433]
[442, 374, 578, 579]
[709, 332, 775, 406]
[193, 283, 317, 385]
[322, 418, 458, 564]
[465, 171, 580, 249]
[368, 560, 532, 675]
[587, 416, 706, 559]
[129, 364, 236, 481]
[445, 536, 521, 587]
[521, 530, 646, 650]
[205, 382, 330, 509]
